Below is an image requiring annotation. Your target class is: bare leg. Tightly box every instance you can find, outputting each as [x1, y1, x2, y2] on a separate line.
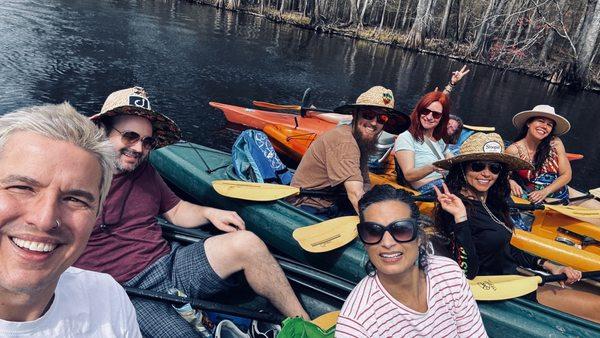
[537, 283, 600, 323]
[204, 231, 310, 319]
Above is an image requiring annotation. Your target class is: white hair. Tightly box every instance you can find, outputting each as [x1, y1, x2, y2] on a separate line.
[0, 102, 115, 209]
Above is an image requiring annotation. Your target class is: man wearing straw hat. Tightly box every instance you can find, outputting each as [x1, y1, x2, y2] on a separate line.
[75, 87, 309, 336]
[290, 86, 410, 217]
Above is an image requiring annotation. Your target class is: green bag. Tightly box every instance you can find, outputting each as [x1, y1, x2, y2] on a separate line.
[277, 317, 336, 338]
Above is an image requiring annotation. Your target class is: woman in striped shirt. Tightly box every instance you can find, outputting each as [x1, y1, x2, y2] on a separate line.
[336, 185, 487, 338]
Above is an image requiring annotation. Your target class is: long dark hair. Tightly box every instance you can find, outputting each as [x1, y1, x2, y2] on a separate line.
[514, 117, 555, 171]
[434, 162, 515, 237]
[359, 185, 429, 275]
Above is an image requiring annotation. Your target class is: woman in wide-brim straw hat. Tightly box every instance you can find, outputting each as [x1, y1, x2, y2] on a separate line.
[432, 132, 600, 323]
[505, 104, 572, 204]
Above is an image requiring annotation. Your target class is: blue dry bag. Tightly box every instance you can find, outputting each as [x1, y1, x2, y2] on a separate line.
[232, 130, 293, 184]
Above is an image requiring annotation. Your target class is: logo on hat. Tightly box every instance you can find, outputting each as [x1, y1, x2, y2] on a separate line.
[483, 141, 501, 153]
[128, 95, 151, 110]
[382, 92, 392, 105]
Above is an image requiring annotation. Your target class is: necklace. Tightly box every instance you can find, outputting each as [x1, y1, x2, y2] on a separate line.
[479, 197, 513, 234]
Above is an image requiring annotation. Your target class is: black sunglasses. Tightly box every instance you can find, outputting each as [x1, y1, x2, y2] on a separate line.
[113, 128, 158, 150]
[357, 219, 418, 245]
[420, 108, 443, 119]
[469, 161, 503, 175]
[359, 109, 390, 124]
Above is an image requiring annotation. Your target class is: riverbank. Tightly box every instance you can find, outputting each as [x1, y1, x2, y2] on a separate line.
[187, 1, 600, 93]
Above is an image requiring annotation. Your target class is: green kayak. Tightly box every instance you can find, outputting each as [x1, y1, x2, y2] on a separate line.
[150, 141, 600, 337]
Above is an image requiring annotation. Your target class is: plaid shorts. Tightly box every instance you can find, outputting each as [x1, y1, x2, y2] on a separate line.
[124, 241, 237, 337]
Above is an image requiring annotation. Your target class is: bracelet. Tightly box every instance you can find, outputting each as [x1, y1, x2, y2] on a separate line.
[444, 83, 454, 93]
[537, 258, 547, 269]
[455, 215, 468, 223]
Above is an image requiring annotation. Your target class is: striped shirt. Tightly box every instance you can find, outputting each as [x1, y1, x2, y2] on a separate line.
[336, 256, 487, 338]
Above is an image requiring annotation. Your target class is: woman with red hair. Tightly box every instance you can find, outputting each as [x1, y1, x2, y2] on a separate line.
[394, 91, 452, 195]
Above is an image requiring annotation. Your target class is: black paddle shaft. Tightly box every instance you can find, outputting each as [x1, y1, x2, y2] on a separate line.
[541, 270, 600, 284]
[124, 287, 285, 324]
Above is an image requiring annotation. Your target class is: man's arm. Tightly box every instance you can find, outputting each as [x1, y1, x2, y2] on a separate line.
[163, 200, 245, 232]
[344, 180, 365, 214]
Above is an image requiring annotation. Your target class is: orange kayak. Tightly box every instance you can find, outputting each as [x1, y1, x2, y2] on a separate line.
[210, 102, 336, 134]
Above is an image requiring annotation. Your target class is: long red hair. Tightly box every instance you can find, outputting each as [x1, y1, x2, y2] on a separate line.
[407, 91, 451, 142]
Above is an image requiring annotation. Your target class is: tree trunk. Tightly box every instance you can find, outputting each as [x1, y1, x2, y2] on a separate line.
[401, 0, 411, 30]
[574, 0, 600, 86]
[392, 0, 402, 30]
[439, 0, 453, 38]
[279, 0, 285, 14]
[406, 0, 431, 48]
[539, 28, 556, 62]
[471, 0, 496, 55]
[357, 0, 372, 29]
[348, 0, 358, 25]
[575, 0, 595, 47]
[379, 0, 388, 30]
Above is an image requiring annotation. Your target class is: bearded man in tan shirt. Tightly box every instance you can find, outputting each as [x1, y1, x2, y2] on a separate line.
[290, 86, 410, 218]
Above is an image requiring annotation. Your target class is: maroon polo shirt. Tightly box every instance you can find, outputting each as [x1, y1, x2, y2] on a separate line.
[75, 161, 180, 283]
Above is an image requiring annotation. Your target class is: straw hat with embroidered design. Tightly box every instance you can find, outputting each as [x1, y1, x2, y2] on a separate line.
[90, 86, 181, 148]
[334, 86, 410, 134]
[433, 132, 533, 171]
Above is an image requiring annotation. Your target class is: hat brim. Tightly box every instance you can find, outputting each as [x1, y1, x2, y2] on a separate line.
[433, 153, 533, 171]
[512, 111, 570, 136]
[90, 106, 181, 148]
[334, 104, 411, 135]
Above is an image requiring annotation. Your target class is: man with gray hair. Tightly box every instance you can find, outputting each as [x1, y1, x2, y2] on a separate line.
[0, 102, 141, 337]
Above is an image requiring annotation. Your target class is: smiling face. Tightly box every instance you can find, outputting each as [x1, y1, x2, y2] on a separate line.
[527, 117, 555, 141]
[447, 118, 460, 136]
[355, 108, 385, 143]
[464, 161, 500, 193]
[0, 132, 101, 298]
[419, 101, 443, 131]
[107, 115, 153, 173]
[362, 200, 420, 277]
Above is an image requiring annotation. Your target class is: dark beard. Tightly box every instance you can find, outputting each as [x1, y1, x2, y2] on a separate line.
[352, 128, 378, 170]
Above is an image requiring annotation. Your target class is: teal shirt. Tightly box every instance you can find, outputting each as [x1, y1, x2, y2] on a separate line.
[394, 131, 448, 181]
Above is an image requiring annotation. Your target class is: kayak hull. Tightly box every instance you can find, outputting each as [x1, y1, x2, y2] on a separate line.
[150, 142, 600, 336]
[210, 102, 336, 134]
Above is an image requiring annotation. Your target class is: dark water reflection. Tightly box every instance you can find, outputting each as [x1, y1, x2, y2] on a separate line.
[1, 0, 599, 189]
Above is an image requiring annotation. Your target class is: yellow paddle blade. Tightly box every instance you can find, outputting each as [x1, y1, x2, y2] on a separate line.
[590, 188, 600, 199]
[212, 180, 300, 201]
[292, 216, 359, 253]
[252, 101, 301, 111]
[463, 124, 495, 132]
[469, 275, 543, 301]
[545, 204, 600, 219]
[311, 311, 340, 330]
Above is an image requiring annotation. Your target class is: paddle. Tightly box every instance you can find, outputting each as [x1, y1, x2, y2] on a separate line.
[124, 287, 284, 324]
[469, 270, 600, 301]
[212, 180, 342, 201]
[213, 180, 600, 218]
[252, 101, 335, 114]
[463, 124, 495, 132]
[293, 216, 359, 253]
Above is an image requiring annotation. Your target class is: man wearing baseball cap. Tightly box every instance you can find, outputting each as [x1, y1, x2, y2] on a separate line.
[290, 86, 411, 218]
[75, 87, 308, 336]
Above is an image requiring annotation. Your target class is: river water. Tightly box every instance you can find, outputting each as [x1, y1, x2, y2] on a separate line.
[1, 0, 599, 189]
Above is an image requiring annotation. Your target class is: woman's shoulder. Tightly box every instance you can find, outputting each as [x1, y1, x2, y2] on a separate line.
[426, 255, 465, 279]
[340, 275, 379, 316]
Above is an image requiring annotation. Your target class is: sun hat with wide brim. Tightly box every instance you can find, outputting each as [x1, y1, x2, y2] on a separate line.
[333, 86, 410, 135]
[90, 86, 182, 148]
[512, 104, 570, 136]
[433, 132, 533, 171]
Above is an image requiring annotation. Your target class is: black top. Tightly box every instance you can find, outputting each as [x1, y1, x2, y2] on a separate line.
[445, 199, 539, 280]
